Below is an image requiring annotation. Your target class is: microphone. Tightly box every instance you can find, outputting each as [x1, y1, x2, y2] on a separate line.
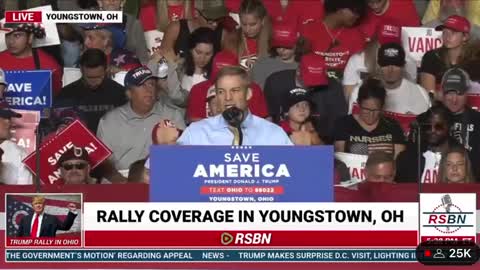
[441, 194, 452, 213]
[222, 107, 244, 145]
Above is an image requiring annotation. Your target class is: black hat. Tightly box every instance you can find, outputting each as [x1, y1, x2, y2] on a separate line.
[2, 23, 46, 39]
[58, 146, 90, 166]
[377, 42, 406, 67]
[441, 67, 470, 94]
[282, 88, 311, 113]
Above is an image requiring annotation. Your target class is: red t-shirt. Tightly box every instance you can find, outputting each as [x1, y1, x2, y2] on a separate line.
[240, 37, 258, 70]
[359, 0, 420, 39]
[187, 80, 268, 121]
[139, 0, 195, 31]
[0, 49, 63, 96]
[302, 21, 366, 72]
[278, 120, 293, 134]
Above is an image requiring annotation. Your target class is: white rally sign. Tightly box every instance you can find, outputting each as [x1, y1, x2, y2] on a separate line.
[402, 27, 442, 67]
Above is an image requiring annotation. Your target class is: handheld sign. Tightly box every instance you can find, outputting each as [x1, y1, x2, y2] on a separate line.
[335, 152, 368, 182]
[22, 120, 112, 185]
[4, 70, 52, 111]
[150, 145, 334, 202]
[401, 27, 442, 67]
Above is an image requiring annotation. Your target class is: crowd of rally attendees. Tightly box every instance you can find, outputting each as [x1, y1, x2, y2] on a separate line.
[1, 0, 480, 186]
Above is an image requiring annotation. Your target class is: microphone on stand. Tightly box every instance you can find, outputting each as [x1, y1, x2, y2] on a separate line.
[222, 107, 244, 145]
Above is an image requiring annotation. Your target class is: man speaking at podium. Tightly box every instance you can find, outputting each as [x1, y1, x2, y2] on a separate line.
[17, 196, 78, 237]
[155, 66, 293, 146]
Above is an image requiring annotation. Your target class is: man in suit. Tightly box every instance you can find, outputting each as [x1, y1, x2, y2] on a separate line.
[17, 196, 78, 237]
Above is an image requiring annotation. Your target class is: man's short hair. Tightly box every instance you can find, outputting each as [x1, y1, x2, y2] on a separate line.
[32, 196, 45, 205]
[80, 48, 107, 69]
[365, 151, 395, 170]
[214, 66, 250, 89]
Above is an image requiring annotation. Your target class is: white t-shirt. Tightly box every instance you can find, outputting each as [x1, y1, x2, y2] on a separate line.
[181, 73, 207, 93]
[342, 52, 418, 87]
[0, 140, 33, 185]
[349, 78, 431, 115]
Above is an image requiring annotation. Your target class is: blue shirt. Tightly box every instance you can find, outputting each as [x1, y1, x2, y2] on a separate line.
[178, 113, 293, 145]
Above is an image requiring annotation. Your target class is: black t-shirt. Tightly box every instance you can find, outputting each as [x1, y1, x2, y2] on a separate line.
[334, 115, 406, 155]
[54, 78, 127, 133]
[420, 48, 476, 86]
[450, 108, 480, 180]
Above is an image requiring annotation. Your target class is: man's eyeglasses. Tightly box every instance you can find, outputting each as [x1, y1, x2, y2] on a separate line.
[62, 163, 88, 171]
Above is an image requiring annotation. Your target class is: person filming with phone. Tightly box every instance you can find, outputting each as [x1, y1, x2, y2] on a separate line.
[155, 66, 292, 146]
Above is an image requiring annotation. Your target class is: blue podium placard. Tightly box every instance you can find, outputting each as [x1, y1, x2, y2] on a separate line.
[150, 146, 334, 202]
[4, 70, 52, 111]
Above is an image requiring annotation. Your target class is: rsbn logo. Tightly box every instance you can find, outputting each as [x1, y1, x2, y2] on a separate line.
[422, 194, 473, 234]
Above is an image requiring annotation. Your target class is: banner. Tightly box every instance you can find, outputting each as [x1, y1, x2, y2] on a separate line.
[10, 110, 40, 155]
[0, 5, 60, 52]
[150, 146, 334, 202]
[401, 27, 442, 67]
[22, 120, 112, 185]
[335, 152, 368, 182]
[3, 70, 52, 111]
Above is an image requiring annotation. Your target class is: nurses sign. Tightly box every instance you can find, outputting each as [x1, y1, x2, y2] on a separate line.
[402, 27, 442, 67]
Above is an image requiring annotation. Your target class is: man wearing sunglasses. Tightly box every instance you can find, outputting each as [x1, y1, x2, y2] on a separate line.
[58, 146, 92, 185]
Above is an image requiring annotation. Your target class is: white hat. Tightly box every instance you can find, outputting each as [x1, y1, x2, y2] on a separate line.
[0, 69, 7, 85]
[206, 85, 216, 100]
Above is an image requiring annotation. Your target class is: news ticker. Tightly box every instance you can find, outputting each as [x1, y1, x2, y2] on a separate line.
[5, 247, 480, 264]
[4, 10, 122, 23]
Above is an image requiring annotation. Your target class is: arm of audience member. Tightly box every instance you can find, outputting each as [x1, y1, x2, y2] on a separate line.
[160, 21, 181, 53]
[164, 61, 189, 107]
[130, 19, 150, 64]
[334, 141, 346, 153]
[419, 72, 437, 97]
[343, 85, 356, 104]
[394, 144, 406, 160]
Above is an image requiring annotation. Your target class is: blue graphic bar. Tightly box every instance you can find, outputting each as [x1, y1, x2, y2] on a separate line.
[6, 249, 417, 262]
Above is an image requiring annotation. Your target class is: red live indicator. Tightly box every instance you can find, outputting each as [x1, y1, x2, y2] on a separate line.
[5, 11, 42, 23]
[424, 250, 432, 257]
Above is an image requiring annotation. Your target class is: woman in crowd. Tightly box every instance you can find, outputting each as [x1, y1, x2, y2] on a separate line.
[229, 0, 272, 70]
[438, 145, 475, 183]
[251, 20, 301, 89]
[343, 21, 417, 101]
[420, 15, 479, 99]
[180, 27, 216, 92]
[334, 78, 406, 158]
[160, 3, 233, 60]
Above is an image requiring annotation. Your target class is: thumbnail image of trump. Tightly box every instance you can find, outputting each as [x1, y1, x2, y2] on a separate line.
[16, 195, 78, 237]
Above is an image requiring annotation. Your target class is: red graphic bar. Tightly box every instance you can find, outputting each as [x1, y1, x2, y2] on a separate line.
[200, 186, 284, 195]
[85, 231, 418, 247]
[5, 11, 42, 23]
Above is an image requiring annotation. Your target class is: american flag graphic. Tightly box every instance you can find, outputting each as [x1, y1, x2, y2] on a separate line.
[6, 194, 82, 237]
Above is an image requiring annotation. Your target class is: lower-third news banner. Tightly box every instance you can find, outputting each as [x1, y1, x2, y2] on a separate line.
[5, 199, 478, 263]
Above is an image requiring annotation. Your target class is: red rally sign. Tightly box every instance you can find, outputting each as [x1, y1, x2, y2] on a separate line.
[22, 120, 112, 185]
